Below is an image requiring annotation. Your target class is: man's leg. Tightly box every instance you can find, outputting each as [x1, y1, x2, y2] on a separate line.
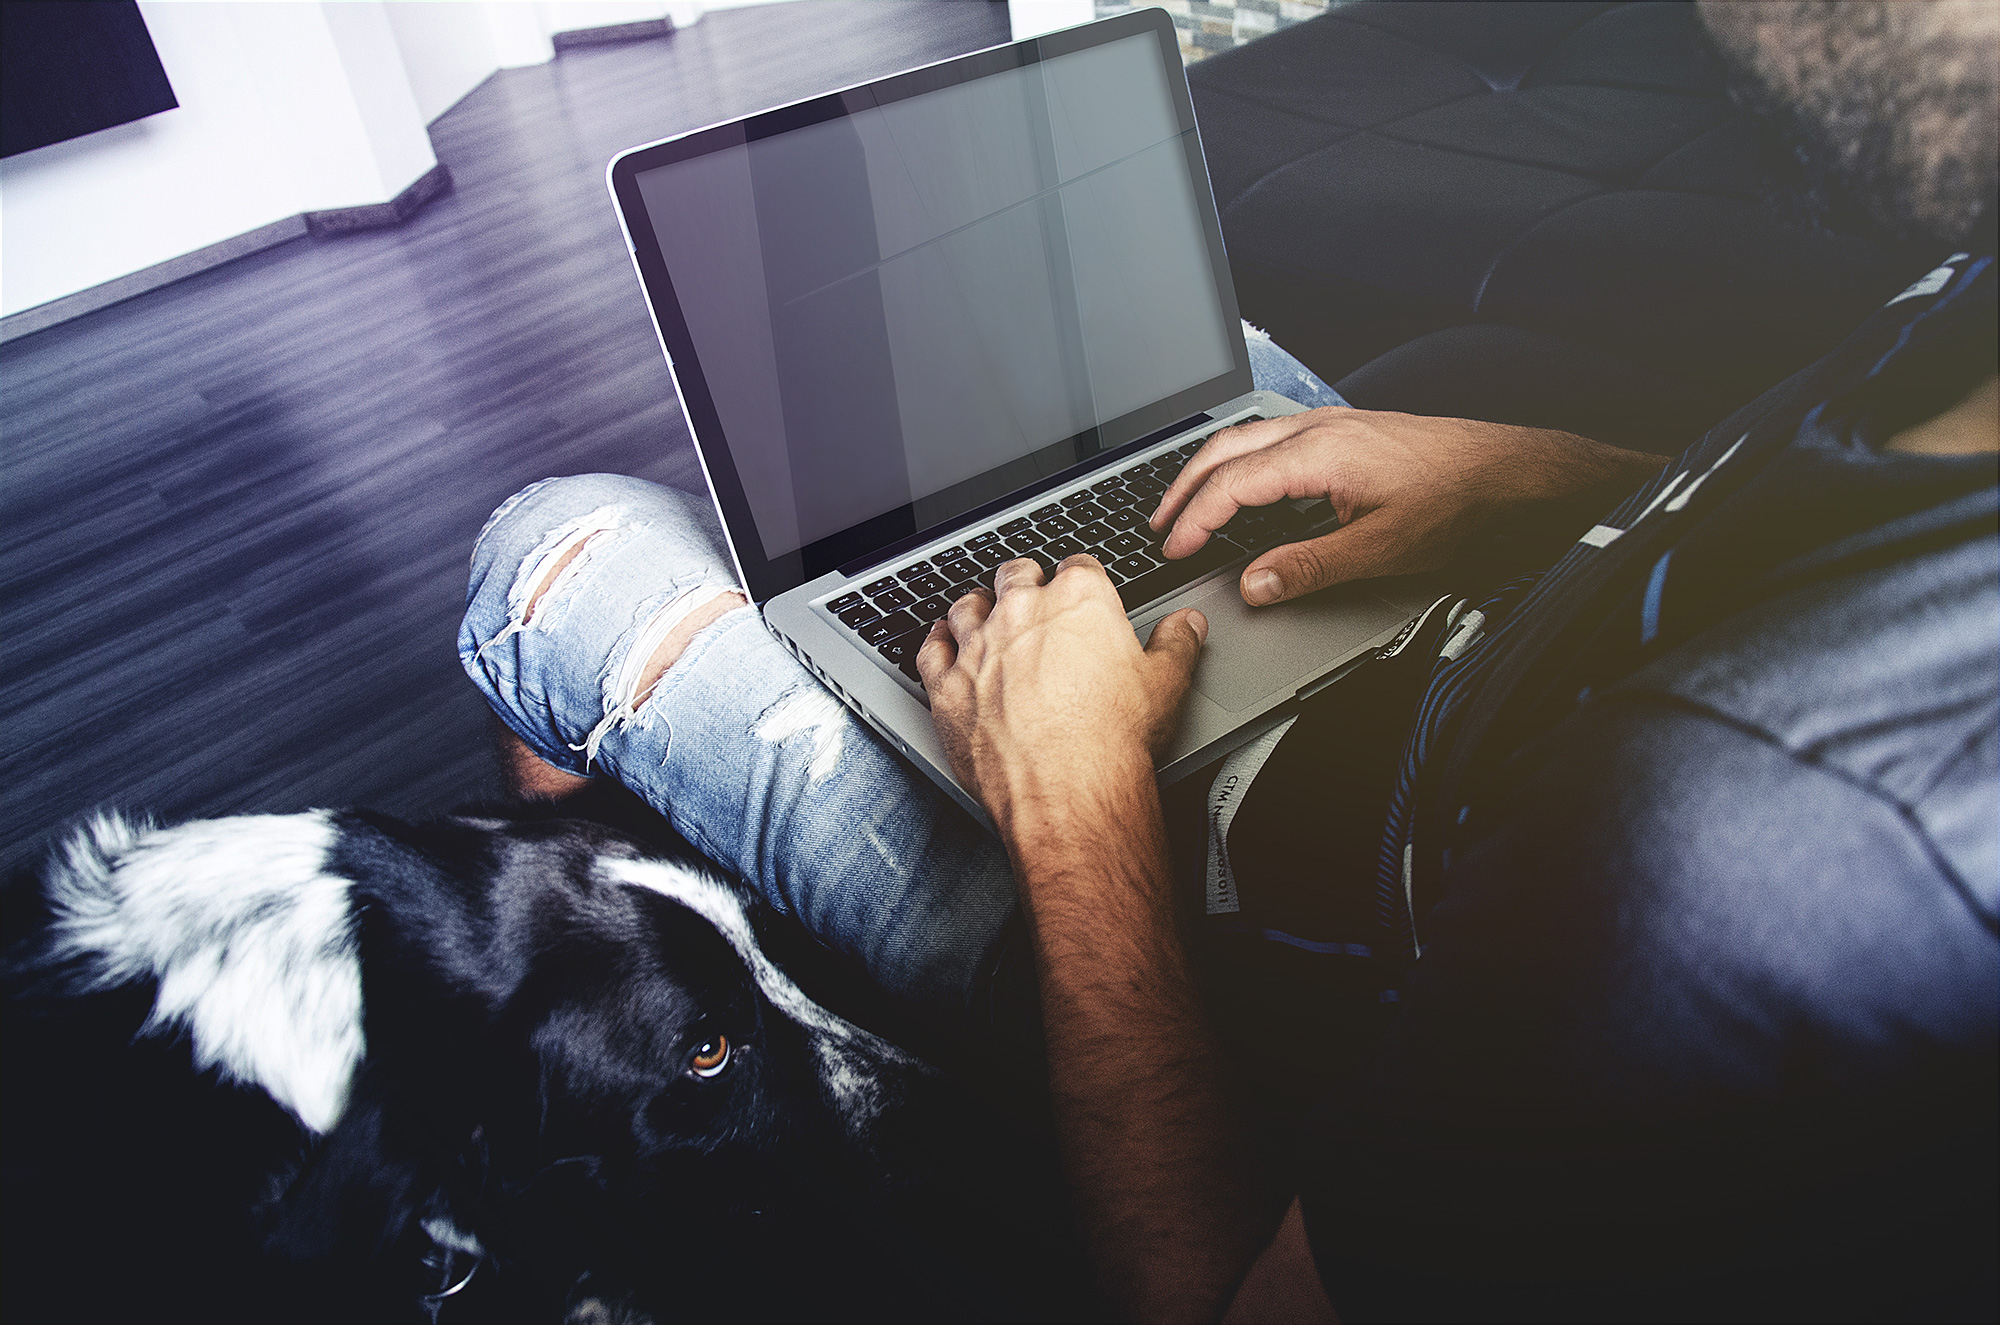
[459, 475, 1019, 1021]
[457, 332, 1347, 1016]
[1242, 322, 1350, 411]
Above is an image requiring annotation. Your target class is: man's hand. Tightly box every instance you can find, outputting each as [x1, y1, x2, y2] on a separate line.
[916, 554, 1207, 831]
[1151, 408, 1665, 605]
[917, 555, 1272, 1323]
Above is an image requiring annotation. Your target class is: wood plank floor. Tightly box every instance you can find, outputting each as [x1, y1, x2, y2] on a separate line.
[0, 1, 1013, 879]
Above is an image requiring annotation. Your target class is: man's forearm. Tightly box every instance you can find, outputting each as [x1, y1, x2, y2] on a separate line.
[998, 746, 1273, 1322]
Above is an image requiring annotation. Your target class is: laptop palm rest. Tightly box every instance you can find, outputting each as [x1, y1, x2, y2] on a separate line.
[1143, 575, 1417, 713]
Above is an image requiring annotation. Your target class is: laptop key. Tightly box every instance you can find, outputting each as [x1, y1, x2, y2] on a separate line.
[937, 557, 980, 582]
[1059, 491, 1094, 508]
[896, 561, 932, 581]
[837, 602, 881, 629]
[1068, 500, 1109, 523]
[862, 576, 899, 596]
[1004, 529, 1047, 552]
[1104, 507, 1146, 531]
[1126, 475, 1165, 500]
[1030, 503, 1062, 521]
[877, 626, 930, 675]
[911, 595, 951, 623]
[966, 531, 1003, 550]
[873, 585, 915, 611]
[1035, 515, 1078, 537]
[933, 545, 967, 563]
[1110, 553, 1156, 579]
[1091, 477, 1125, 494]
[1096, 486, 1137, 510]
[907, 571, 950, 598]
[972, 545, 1010, 568]
[1106, 531, 1148, 557]
[859, 612, 917, 645]
[828, 591, 864, 612]
[1114, 539, 1239, 612]
[1074, 521, 1114, 546]
[999, 517, 1032, 535]
[1043, 536, 1088, 560]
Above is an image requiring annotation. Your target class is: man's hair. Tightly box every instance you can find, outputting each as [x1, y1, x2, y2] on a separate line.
[1698, 0, 1999, 249]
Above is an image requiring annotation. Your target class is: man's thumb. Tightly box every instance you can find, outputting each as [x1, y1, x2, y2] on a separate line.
[1241, 525, 1381, 606]
[1146, 607, 1208, 673]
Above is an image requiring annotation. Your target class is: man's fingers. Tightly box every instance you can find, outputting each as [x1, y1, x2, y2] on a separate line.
[1238, 510, 1427, 605]
[992, 556, 1048, 597]
[1160, 445, 1307, 559]
[1152, 413, 1310, 532]
[915, 619, 956, 691]
[947, 586, 995, 637]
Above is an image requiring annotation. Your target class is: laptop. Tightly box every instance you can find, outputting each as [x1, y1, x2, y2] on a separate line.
[606, 7, 1435, 827]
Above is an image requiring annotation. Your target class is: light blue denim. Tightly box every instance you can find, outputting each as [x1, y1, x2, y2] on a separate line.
[459, 325, 1348, 1024]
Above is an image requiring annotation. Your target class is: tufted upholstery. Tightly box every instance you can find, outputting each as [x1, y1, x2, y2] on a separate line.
[1188, 0, 1932, 451]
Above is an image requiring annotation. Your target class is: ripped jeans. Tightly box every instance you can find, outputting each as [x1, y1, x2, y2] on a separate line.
[459, 325, 1348, 1025]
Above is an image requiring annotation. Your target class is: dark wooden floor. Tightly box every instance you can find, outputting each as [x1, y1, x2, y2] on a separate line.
[0, 1, 1013, 879]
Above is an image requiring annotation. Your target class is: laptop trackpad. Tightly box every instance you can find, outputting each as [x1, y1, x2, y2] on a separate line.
[1164, 576, 1411, 713]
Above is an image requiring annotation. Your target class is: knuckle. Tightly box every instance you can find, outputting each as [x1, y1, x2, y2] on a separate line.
[1282, 539, 1336, 584]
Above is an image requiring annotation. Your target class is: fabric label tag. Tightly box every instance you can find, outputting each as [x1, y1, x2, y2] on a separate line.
[1205, 716, 1297, 915]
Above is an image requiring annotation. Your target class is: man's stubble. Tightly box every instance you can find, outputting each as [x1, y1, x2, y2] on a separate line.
[1697, 0, 1999, 249]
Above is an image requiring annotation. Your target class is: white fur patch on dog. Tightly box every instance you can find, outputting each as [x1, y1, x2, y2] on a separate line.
[43, 811, 364, 1135]
[602, 856, 919, 1131]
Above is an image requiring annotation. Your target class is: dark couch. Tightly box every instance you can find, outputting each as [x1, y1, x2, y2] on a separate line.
[1187, 0, 1933, 452]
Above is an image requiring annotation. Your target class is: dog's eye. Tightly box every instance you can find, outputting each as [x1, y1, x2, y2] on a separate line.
[689, 1035, 732, 1079]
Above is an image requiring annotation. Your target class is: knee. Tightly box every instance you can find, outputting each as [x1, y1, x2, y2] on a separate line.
[469, 474, 667, 582]
[458, 474, 749, 770]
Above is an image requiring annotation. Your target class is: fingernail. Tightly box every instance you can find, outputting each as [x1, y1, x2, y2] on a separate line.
[1189, 610, 1209, 642]
[1244, 569, 1281, 605]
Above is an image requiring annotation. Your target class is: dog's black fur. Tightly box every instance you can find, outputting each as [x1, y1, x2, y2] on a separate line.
[2, 792, 1094, 1323]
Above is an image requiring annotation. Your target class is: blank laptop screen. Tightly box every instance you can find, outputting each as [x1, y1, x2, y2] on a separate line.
[632, 30, 1235, 564]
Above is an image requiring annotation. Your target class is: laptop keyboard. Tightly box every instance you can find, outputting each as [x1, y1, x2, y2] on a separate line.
[824, 425, 1319, 683]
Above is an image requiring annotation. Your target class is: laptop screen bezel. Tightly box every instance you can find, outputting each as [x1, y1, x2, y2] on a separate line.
[608, 7, 1250, 603]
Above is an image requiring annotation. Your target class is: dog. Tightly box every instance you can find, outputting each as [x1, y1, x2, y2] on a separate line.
[2, 799, 1083, 1323]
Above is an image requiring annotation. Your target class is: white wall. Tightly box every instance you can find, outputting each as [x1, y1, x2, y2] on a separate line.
[0, 1, 438, 317]
[386, 3, 515, 125]
[0, 0, 942, 319]
[1010, 0, 1093, 40]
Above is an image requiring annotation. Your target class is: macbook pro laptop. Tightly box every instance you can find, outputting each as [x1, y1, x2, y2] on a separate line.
[607, 7, 1435, 826]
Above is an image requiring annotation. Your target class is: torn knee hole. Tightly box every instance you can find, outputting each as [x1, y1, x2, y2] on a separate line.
[630, 588, 747, 707]
[523, 543, 586, 624]
[571, 584, 746, 767]
[475, 506, 631, 660]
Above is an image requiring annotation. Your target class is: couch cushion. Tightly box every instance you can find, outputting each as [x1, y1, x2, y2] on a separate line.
[1333, 1, 1618, 92]
[1385, 84, 1730, 182]
[1188, 10, 1490, 133]
[1475, 191, 1909, 409]
[1330, 323, 1719, 452]
[1188, 0, 1924, 448]
[1224, 131, 1603, 308]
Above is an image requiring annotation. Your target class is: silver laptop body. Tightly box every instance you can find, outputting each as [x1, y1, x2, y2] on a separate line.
[607, 8, 1434, 827]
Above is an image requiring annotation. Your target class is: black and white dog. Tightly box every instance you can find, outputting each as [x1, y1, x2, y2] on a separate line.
[3, 802, 1075, 1323]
